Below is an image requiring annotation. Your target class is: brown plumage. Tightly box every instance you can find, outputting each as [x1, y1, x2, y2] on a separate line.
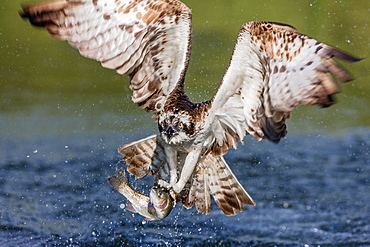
[21, 0, 360, 218]
[118, 135, 255, 215]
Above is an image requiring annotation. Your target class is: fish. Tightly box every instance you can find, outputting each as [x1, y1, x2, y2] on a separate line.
[108, 168, 174, 221]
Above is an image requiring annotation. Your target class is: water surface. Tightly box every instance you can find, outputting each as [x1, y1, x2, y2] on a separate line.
[1, 0, 370, 246]
[1, 130, 369, 246]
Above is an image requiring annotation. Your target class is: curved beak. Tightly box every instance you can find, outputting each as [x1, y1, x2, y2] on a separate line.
[165, 125, 178, 139]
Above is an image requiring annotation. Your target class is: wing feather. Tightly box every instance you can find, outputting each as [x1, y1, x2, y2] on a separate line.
[118, 135, 255, 215]
[205, 21, 360, 154]
[21, 0, 192, 112]
[118, 134, 168, 179]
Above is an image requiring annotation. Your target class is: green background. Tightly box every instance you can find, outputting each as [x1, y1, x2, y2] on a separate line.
[1, 0, 369, 139]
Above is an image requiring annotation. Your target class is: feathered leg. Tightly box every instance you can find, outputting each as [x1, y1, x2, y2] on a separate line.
[118, 135, 255, 215]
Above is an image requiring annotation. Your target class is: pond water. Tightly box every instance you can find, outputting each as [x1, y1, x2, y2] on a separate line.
[1, 0, 370, 246]
[1, 129, 370, 246]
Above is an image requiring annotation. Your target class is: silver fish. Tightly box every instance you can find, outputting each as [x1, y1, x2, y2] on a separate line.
[108, 168, 174, 221]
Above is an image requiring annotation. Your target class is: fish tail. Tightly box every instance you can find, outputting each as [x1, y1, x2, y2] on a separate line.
[107, 168, 129, 192]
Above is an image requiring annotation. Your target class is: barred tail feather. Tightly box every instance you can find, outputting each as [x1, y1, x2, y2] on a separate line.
[183, 155, 255, 215]
[208, 156, 255, 215]
[117, 135, 255, 216]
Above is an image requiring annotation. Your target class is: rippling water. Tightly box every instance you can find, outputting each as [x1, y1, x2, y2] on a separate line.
[1, 128, 369, 246]
[1, 0, 370, 246]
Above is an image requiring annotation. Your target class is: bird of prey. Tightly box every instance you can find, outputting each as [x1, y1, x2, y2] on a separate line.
[21, 0, 360, 215]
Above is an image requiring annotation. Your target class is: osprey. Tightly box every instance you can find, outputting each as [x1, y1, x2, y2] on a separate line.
[22, 0, 360, 215]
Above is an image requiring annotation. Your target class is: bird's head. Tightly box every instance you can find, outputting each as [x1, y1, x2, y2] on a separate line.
[157, 112, 195, 145]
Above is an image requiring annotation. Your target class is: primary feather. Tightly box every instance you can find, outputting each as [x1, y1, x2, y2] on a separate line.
[22, 0, 360, 217]
[22, 0, 192, 112]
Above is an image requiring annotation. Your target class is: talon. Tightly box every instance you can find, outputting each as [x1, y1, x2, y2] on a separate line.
[157, 180, 178, 201]
[168, 189, 178, 202]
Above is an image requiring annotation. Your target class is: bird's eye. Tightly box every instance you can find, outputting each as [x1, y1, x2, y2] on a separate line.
[178, 123, 183, 129]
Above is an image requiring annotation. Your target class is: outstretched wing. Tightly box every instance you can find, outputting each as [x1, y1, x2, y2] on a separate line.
[21, 0, 192, 111]
[205, 21, 360, 156]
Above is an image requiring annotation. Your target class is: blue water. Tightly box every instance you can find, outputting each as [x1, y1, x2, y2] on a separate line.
[1, 128, 369, 246]
[1, 0, 369, 245]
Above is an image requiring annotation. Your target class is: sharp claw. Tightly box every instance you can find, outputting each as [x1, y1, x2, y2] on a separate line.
[157, 179, 178, 201]
[168, 189, 178, 202]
